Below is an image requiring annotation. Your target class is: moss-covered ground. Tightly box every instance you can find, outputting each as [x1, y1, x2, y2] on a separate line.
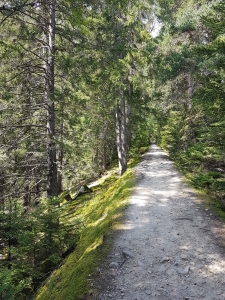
[34, 154, 143, 300]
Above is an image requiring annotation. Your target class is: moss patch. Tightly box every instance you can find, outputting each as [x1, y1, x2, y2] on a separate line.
[34, 169, 135, 300]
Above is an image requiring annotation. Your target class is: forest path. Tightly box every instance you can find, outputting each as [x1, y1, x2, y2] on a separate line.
[89, 144, 225, 300]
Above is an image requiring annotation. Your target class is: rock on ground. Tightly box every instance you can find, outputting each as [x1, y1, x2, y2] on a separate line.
[85, 145, 225, 300]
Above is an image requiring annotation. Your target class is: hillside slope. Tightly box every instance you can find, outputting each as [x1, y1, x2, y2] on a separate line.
[35, 169, 135, 300]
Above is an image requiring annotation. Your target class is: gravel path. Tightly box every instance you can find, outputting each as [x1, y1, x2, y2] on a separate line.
[89, 144, 225, 300]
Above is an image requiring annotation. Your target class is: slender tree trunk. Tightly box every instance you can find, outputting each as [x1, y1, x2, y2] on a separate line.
[43, 0, 58, 197]
[112, 6, 131, 176]
[187, 72, 193, 110]
[102, 141, 107, 172]
[57, 149, 63, 194]
[57, 98, 65, 194]
[0, 174, 5, 211]
[126, 82, 133, 151]
[183, 72, 193, 112]
[115, 89, 127, 176]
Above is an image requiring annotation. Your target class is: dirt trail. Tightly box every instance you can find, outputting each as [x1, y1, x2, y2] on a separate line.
[90, 145, 225, 300]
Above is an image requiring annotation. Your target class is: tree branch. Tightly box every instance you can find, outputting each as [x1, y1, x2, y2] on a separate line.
[0, 1, 36, 12]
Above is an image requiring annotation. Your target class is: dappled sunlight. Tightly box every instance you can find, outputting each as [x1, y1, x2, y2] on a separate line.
[106, 145, 225, 299]
[81, 237, 103, 258]
[179, 245, 191, 251]
[35, 162, 136, 300]
[207, 262, 225, 274]
[91, 213, 108, 226]
[119, 222, 136, 230]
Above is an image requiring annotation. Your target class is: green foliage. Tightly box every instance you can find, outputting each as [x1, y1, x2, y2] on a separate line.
[160, 111, 186, 153]
[35, 168, 135, 300]
[0, 196, 82, 299]
[0, 0, 154, 297]
[151, 0, 225, 217]
[0, 145, 145, 300]
[0, 269, 32, 300]
[191, 171, 223, 189]
[131, 123, 150, 149]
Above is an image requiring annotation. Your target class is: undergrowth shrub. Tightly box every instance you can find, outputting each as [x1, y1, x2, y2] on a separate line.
[159, 107, 225, 215]
[0, 197, 82, 300]
[191, 172, 223, 189]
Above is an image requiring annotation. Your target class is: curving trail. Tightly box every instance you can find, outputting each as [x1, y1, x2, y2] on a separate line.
[90, 145, 225, 300]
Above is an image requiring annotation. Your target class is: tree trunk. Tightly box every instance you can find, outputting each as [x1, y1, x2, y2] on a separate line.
[43, 0, 58, 197]
[57, 149, 63, 194]
[184, 72, 193, 112]
[115, 90, 127, 176]
[102, 141, 107, 172]
[126, 82, 133, 151]
[187, 72, 193, 109]
[0, 174, 5, 211]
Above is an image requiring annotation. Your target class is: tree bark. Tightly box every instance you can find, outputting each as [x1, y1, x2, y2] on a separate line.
[57, 149, 63, 194]
[187, 72, 193, 110]
[115, 89, 127, 176]
[102, 141, 107, 172]
[43, 0, 58, 197]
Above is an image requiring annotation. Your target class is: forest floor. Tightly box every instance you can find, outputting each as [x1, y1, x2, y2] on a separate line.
[86, 144, 225, 300]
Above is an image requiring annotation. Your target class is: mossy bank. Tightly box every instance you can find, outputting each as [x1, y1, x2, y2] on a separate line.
[35, 168, 136, 300]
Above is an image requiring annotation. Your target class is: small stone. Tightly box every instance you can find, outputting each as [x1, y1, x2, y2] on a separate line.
[122, 250, 133, 258]
[181, 256, 188, 261]
[138, 260, 144, 266]
[160, 257, 170, 263]
[178, 265, 190, 275]
[108, 294, 113, 298]
[145, 290, 151, 295]
[109, 262, 118, 269]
